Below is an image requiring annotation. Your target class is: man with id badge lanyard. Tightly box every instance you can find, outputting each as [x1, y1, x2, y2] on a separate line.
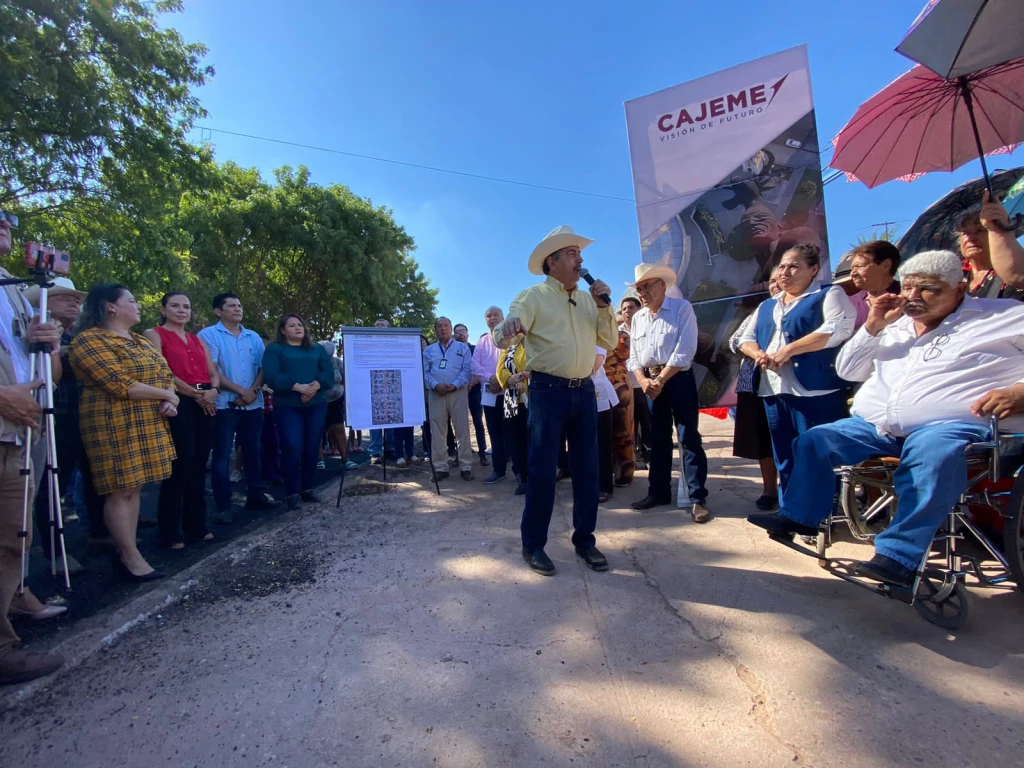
[423, 317, 474, 481]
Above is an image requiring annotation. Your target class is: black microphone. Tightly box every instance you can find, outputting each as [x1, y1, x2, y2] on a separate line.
[579, 268, 611, 306]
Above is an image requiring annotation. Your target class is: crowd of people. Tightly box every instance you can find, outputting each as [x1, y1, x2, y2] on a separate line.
[1, 190, 1024, 686]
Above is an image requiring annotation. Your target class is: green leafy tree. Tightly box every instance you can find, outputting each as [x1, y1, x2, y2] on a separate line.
[0, 0, 212, 213]
[180, 163, 436, 338]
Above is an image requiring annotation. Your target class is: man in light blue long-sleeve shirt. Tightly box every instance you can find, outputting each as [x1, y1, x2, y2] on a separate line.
[423, 317, 474, 480]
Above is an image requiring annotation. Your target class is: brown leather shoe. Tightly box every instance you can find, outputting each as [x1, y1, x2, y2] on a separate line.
[0, 648, 64, 685]
[690, 503, 712, 524]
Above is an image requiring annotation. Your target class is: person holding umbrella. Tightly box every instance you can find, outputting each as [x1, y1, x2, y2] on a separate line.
[980, 191, 1024, 290]
[957, 202, 1024, 300]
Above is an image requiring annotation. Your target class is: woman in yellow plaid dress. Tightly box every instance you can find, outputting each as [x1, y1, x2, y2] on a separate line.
[69, 285, 179, 582]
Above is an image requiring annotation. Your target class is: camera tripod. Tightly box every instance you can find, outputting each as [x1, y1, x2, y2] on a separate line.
[0, 266, 72, 591]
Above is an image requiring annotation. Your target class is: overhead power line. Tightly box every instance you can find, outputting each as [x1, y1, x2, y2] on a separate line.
[196, 126, 636, 203]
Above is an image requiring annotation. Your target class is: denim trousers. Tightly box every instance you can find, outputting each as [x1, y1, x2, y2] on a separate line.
[212, 407, 266, 511]
[780, 416, 990, 571]
[482, 404, 508, 476]
[394, 426, 415, 460]
[468, 383, 487, 454]
[275, 402, 328, 496]
[647, 369, 708, 505]
[522, 373, 599, 552]
[762, 390, 849, 495]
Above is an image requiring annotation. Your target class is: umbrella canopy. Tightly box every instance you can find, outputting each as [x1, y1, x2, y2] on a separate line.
[897, 167, 1024, 255]
[830, 60, 1024, 189]
[897, 0, 1024, 80]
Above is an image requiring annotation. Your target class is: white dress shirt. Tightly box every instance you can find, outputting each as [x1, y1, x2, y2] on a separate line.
[838, 296, 1024, 437]
[626, 296, 698, 373]
[736, 284, 856, 397]
[592, 346, 619, 412]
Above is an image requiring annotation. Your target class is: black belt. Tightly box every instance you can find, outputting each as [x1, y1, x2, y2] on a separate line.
[532, 371, 591, 389]
[194, 383, 215, 391]
[643, 365, 666, 377]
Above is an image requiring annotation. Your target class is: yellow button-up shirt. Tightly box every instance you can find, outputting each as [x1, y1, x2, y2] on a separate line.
[493, 276, 618, 380]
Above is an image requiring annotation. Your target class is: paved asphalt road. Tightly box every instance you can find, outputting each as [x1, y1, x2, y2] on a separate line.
[1, 418, 1022, 767]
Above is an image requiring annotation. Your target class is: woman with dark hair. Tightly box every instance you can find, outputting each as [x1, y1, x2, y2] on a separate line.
[737, 243, 857, 497]
[144, 293, 220, 549]
[69, 284, 178, 581]
[262, 314, 333, 509]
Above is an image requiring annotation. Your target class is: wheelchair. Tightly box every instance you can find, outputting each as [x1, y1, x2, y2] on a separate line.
[772, 417, 1024, 629]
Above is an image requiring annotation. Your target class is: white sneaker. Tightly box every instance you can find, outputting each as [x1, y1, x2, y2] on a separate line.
[396, 458, 408, 468]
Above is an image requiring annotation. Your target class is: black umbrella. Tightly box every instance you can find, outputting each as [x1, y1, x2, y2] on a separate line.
[897, 167, 1024, 255]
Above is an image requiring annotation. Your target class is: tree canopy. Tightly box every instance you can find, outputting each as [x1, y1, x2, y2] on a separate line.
[1, 2, 437, 337]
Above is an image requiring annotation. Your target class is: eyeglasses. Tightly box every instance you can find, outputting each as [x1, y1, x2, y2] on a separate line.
[923, 332, 950, 362]
[0, 211, 18, 229]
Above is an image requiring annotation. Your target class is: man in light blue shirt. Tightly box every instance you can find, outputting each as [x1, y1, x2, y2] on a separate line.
[198, 293, 278, 522]
[423, 317, 474, 480]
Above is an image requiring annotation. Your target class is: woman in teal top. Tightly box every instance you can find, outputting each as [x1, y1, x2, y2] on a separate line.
[263, 314, 334, 509]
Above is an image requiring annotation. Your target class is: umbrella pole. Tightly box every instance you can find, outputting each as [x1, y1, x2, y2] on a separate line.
[959, 77, 995, 197]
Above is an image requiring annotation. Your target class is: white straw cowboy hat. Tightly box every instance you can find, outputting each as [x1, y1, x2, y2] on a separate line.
[528, 226, 594, 276]
[626, 263, 677, 287]
[23, 277, 86, 307]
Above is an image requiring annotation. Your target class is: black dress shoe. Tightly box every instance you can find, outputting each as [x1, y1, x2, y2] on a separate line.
[111, 555, 165, 583]
[434, 470, 450, 481]
[461, 470, 474, 481]
[575, 545, 609, 572]
[746, 512, 819, 537]
[755, 494, 778, 511]
[598, 491, 612, 503]
[300, 490, 319, 503]
[631, 494, 671, 511]
[854, 554, 915, 588]
[522, 548, 556, 576]
[514, 481, 527, 496]
[479, 454, 490, 467]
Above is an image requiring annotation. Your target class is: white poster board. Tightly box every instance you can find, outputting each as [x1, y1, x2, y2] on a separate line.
[341, 327, 426, 430]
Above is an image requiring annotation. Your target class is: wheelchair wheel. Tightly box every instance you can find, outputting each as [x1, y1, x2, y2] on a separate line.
[1002, 473, 1024, 595]
[841, 462, 897, 538]
[913, 567, 970, 630]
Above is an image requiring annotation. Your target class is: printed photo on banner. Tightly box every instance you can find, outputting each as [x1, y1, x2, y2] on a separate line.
[625, 44, 830, 408]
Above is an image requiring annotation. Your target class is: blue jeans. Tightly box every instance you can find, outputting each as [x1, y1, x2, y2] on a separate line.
[648, 369, 707, 504]
[368, 428, 395, 457]
[395, 427, 415, 460]
[762, 390, 848, 496]
[522, 373, 599, 551]
[212, 408, 266, 512]
[483, 404, 507, 476]
[780, 416, 990, 571]
[275, 403, 328, 496]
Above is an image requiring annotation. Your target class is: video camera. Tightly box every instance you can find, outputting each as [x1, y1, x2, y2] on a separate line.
[24, 242, 71, 276]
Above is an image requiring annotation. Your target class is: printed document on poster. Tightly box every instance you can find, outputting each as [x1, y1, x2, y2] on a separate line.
[343, 332, 426, 430]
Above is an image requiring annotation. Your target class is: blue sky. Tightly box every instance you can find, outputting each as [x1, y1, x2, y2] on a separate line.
[171, 0, 1023, 340]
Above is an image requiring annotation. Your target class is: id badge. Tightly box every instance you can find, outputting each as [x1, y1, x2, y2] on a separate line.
[439, 359, 448, 369]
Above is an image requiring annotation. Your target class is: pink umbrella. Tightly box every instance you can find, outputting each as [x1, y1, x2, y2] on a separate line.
[830, 58, 1024, 192]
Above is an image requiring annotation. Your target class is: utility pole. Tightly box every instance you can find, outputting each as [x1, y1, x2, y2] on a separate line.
[869, 221, 899, 240]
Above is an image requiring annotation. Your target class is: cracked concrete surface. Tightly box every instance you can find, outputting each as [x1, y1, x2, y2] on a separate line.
[1, 417, 1022, 767]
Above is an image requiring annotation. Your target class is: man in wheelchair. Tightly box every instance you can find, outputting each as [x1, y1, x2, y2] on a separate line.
[748, 250, 1024, 587]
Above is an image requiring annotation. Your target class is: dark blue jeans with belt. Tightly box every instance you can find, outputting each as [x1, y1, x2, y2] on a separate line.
[522, 372, 599, 552]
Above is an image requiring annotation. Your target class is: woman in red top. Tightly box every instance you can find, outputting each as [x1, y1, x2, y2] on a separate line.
[144, 293, 221, 548]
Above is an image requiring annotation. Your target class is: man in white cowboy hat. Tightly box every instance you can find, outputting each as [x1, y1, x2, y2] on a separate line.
[626, 263, 711, 522]
[24, 277, 94, 576]
[494, 225, 617, 576]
